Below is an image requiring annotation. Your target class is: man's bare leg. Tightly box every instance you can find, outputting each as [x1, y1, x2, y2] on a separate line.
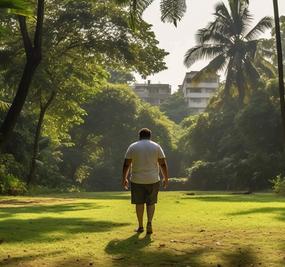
[146, 204, 155, 234]
[136, 204, 144, 228]
[146, 204, 155, 223]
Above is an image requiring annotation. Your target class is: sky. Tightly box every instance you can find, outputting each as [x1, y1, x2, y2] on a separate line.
[134, 0, 285, 92]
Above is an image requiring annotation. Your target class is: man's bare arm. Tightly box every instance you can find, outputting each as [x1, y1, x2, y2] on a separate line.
[158, 158, 169, 188]
[122, 159, 132, 189]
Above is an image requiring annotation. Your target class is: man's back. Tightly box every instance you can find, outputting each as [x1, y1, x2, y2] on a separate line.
[125, 140, 165, 184]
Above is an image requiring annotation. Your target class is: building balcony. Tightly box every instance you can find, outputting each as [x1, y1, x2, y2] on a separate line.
[185, 92, 213, 98]
[185, 82, 219, 89]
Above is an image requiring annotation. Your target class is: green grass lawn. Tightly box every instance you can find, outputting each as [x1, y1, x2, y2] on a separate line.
[0, 192, 284, 267]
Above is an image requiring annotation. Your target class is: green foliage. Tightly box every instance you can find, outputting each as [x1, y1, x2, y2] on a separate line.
[0, 154, 27, 195]
[116, 0, 186, 27]
[0, 0, 171, 193]
[179, 85, 285, 191]
[0, 0, 30, 11]
[160, 0, 186, 26]
[0, 154, 24, 180]
[61, 84, 178, 190]
[0, 173, 27, 195]
[160, 89, 190, 123]
[45, 0, 168, 77]
[258, 16, 285, 68]
[271, 174, 285, 196]
[167, 177, 188, 190]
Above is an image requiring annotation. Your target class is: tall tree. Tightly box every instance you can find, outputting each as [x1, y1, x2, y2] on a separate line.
[0, 0, 44, 149]
[1, 0, 169, 184]
[272, 0, 285, 143]
[184, 0, 273, 104]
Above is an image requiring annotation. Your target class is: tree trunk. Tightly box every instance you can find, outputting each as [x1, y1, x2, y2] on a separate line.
[27, 90, 56, 185]
[27, 106, 45, 185]
[0, 0, 45, 150]
[0, 56, 40, 150]
[273, 0, 285, 144]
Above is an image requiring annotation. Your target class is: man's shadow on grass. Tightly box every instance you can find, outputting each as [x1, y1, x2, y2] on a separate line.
[105, 233, 268, 267]
[105, 233, 209, 266]
[105, 233, 152, 254]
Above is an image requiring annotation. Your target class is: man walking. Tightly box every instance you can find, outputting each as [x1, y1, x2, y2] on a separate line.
[122, 128, 169, 234]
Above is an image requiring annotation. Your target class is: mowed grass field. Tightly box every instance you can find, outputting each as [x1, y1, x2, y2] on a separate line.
[0, 192, 284, 267]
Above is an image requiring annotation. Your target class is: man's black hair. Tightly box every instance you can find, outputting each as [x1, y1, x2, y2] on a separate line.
[139, 128, 152, 140]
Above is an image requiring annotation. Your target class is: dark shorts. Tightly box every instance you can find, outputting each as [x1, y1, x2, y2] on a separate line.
[131, 182, 160, 205]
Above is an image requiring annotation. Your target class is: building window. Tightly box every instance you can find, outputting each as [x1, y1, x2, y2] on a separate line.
[187, 88, 202, 93]
[205, 88, 214, 93]
[159, 89, 170, 94]
[150, 88, 159, 94]
[203, 77, 218, 83]
[190, 98, 202, 103]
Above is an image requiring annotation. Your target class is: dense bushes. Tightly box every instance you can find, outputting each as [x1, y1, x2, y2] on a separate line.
[0, 154, 27, 195]
[180, 87, 285, 191]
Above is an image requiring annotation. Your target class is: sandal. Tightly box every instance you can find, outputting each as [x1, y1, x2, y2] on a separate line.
[146, 222, 153, 234]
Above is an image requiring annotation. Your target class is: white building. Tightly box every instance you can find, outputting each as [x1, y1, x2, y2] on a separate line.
[181, 71, 220, 114]
[133, 81, 171, 106]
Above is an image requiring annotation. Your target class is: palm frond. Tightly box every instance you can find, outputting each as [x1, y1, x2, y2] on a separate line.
[215, 1, 232, 23]
[229, 0, 250, 36]
[184, 45, 225, 67]
[191, 53, 227, 83]
[243, 58, 260, 88]
[115, 0, 154, 27]
[196, 27, 233, 46]
[0, 99, 10, 111]
[239, 5, 253, 35]
[257, 40, 275, 59]
[244, 39, 258, 58]
[245, 16, 273, 40]
[0, 0, 28, 10]
[254, 55, 276, 78]
[160, 0, 186, 26]
[212, 2, 237, 37]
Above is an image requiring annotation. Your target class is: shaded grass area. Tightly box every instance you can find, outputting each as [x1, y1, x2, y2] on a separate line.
[0, 192, 284, 266]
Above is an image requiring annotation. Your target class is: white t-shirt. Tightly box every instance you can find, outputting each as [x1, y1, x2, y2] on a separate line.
[125, 139, 166, 184]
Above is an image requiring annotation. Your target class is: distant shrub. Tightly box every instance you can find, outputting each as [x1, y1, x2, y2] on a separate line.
[0, 174, 27, 195]
[0, 154, 25, 178]
[187, 161, 221, 190]
[168, 177, 188, 190]
[271, 174, 285, 196]
[0, 154, 27, 195]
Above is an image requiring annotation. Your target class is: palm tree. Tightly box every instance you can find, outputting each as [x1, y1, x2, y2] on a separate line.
[272, 0, 285, 142]
[184, 0, 273, 104]
[116, 0, 186, 26]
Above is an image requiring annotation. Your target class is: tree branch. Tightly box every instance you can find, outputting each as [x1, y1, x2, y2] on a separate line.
[34, 0, 45, 50]
[18, 15, 33, 57]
